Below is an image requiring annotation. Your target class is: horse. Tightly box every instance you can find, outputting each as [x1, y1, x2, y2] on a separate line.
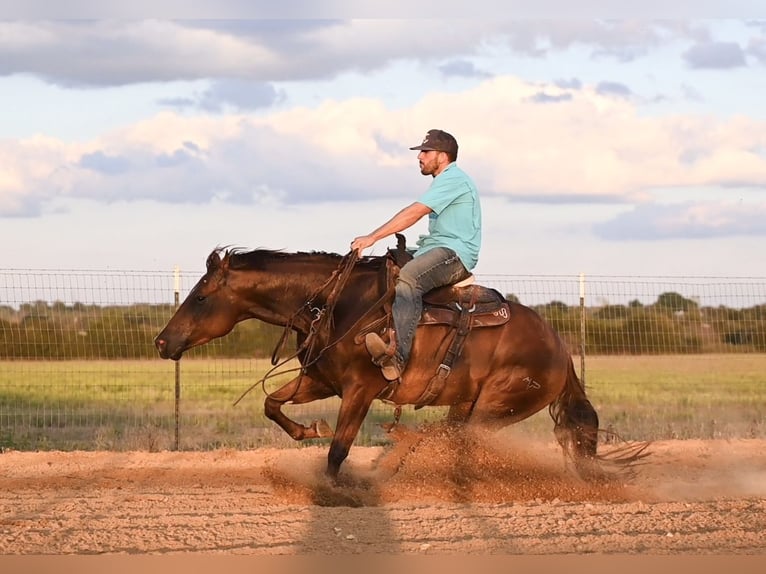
[154, 243, 638, 481]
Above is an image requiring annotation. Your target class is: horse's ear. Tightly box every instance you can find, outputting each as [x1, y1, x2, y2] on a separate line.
[206, 250, 221, 271]
[220, 250, 231, 272]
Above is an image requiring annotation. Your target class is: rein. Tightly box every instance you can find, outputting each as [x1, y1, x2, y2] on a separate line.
[234, 250, 393, 406]
[267, 248, 361, 367]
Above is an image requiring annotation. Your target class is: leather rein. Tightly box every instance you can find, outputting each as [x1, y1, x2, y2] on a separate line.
[233, 250, 393, 406]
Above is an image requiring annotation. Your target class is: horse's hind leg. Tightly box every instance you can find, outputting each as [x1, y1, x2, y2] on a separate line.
[554, 397, 599, 456]
[264, 375, 336, 440]
[550, 362, 602, 479]
[555, 397, 601, 480]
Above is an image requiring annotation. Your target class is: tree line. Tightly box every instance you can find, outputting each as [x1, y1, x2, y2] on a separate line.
[1, 291, 765, 359]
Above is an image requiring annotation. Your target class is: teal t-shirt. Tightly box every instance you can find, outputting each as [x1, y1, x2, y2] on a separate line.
[414, 162, 481, 270]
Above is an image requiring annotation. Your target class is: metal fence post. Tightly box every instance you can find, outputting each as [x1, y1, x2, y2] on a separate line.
[173, 265, 181, 451]
[579, 272, 586, 385]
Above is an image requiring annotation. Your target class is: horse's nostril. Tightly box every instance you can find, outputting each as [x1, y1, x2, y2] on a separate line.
[155, 338, 166, 350]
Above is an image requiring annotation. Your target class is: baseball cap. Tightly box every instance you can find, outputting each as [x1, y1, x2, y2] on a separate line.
[409, 129, 458, 157]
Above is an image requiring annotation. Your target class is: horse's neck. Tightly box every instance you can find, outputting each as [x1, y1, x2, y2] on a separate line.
[225, 270, 310, 328]
[228, 253, 385, 333]
[233, 263, 347, 326]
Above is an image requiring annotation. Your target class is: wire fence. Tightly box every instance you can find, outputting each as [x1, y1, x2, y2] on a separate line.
[1, 268, 765, 451]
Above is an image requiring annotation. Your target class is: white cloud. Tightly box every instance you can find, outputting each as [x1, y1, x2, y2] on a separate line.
[683, 40, 748, 69]
[3, 74, 766, 222]
[594, 200, 766, 240]
[0, 20, 281, 86]
[0, 20, 709, 86]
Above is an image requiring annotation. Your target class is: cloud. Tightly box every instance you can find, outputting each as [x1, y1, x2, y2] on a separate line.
[3, 74, 766, 221]
[594, 200, 766, 240]
[536, 20, 697, 60]
[0, 192, 43, 218]
[159, 79, 286, 112]
[554, 78, 582, 90]
[78, 151, 132, 174]
[437, 59, 492, 79]
[528, 91, 573, 104]
[683, 41, 747, 69]
[0, 20, 289, 87]
[595, 81, 633, 98]
[0, 20, 706, 87]
[155, 147, 195, 168]
[747, 35, 766, 64]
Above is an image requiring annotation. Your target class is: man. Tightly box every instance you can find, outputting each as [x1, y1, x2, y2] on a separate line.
[350, 129, 482, 381]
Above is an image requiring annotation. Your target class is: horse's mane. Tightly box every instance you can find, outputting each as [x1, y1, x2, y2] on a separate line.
[206, 246, 384, 272]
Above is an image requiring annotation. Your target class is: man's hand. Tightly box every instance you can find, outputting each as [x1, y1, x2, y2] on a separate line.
[350, 235, 376, 254]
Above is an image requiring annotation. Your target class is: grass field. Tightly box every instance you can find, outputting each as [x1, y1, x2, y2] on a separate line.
[1, 354, 764, 451]
[583, 354, 766, 441]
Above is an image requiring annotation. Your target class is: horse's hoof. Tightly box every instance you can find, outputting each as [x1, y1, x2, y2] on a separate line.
[312, 419, 334, 438]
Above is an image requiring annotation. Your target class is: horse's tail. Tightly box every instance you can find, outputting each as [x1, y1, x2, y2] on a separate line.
[550, 356, 651, 481]
[549, 357, 600, 473]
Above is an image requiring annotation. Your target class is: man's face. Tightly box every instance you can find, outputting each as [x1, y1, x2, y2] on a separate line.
[417, 150, 443, 176]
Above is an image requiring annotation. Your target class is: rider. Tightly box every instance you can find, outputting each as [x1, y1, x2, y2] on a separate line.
[350, 129, 482, 381]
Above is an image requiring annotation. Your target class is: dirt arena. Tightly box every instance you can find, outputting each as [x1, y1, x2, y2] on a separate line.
[1, 429, 765, 555]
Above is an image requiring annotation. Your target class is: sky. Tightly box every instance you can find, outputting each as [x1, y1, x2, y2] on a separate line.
[1, 14, 766, 279]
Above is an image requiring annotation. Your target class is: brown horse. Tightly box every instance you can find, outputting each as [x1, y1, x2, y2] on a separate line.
[155, 245, 622, 481]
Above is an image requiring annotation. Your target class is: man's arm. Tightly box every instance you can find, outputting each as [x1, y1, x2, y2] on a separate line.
[351, 202, 432, 254]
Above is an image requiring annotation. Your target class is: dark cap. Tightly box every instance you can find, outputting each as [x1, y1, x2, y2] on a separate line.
[409, 129, 458, 157]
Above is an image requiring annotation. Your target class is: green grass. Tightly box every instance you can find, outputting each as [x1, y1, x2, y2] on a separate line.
[580, 354, 766, 441]
[1, 354, 764, 451]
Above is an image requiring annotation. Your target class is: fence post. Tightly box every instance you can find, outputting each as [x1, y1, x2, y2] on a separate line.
[579, 272, 586, 385]
[173, 265, 181, 451]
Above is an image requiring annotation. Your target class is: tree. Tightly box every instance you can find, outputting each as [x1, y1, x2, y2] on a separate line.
[655, 292, 698, 313]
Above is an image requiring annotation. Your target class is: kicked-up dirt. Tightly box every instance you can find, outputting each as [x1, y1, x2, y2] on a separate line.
[1, 429, 765, 555]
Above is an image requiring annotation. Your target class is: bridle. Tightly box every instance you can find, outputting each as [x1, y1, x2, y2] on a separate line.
[234, 250, 394, 406]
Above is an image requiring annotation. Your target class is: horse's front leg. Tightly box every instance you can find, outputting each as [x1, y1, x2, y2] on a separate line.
[326, 384, 379, 480]
[263, 374, 336, 440]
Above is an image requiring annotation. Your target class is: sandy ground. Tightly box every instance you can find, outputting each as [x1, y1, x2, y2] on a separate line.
[1, 429, 765, 555]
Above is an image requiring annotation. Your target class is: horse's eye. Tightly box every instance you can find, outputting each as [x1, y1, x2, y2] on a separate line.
[196, 295, 206, 303]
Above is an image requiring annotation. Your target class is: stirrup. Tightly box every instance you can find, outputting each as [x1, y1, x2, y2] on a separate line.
[364, 332, 401, 381]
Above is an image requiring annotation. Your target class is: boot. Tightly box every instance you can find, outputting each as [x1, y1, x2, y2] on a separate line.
[364, 331, 403, 381]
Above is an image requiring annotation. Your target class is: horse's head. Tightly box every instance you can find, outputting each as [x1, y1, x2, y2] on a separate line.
[154, 249, 244, 360]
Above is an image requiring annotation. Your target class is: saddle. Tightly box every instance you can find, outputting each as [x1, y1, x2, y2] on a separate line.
[385, 232, 510, 327]
[421, 278, 510, 328]
[373, 235, 511, 406]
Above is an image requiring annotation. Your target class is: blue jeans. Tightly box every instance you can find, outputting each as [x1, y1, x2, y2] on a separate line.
[392, 247, 470, 364]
